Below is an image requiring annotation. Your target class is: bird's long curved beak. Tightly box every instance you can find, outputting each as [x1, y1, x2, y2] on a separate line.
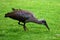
[44, 21, 50, 30]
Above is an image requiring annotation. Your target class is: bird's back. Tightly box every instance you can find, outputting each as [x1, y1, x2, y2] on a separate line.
[6, 9, 34, 22]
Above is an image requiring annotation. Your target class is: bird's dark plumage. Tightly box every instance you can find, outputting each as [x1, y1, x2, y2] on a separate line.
[5, 8, 50, 31]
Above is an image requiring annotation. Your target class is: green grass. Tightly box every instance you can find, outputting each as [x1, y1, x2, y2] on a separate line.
[0, 0, 60, 40]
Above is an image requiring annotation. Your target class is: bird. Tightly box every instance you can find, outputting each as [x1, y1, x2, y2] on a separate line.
[5, 8, 50, 31]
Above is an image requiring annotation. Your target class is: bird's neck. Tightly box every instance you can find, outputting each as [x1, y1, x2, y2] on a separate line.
[27, 19, 42, 24]
[33, 19, 42, 24]
[26, 18, 42, 24]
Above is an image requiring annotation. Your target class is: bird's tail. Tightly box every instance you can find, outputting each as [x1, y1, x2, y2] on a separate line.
[12, 8, 16, 10]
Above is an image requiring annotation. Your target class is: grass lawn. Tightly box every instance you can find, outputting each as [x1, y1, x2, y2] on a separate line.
[0, 0, 60, 40]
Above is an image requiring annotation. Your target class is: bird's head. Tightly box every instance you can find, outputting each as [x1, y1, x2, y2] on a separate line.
[41, 20, 50, 30]
[38, 19, 50, 30]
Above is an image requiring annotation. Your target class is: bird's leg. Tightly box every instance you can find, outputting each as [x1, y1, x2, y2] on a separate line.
[23, 22, 26, 31]
[18, 22, 23, 26]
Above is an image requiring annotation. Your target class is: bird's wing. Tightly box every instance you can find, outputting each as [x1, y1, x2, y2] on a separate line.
[14, 11, 30, 20]
[11, 9, 34, 20]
